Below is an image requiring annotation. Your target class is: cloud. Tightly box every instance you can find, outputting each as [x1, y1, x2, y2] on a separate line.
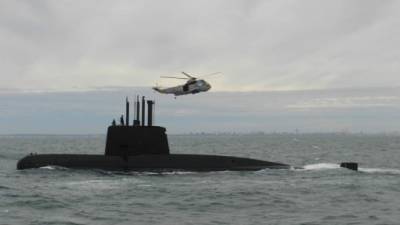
[1, 0, 400, 92]
[287, 96, 400, 109]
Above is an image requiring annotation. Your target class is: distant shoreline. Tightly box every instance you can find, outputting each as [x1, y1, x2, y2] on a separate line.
[2, 131, 400, 137]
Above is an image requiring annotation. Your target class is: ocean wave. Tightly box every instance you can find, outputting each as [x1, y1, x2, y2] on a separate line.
[60, 176, 151, 190]
[0, 185, 11, 190]
[61, 179, 127, 190]
[90, 169, 200, 176]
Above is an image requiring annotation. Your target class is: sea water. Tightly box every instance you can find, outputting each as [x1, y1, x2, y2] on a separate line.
[1, 134, 400, 225]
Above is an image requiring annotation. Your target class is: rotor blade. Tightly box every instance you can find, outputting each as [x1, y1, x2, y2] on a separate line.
[181, 72, 195, 79]
[160, 76, 189, 80]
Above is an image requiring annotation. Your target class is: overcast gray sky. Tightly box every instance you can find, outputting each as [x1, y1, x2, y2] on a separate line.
[1, 0, 400, 134]
[1, 0, 400, 92]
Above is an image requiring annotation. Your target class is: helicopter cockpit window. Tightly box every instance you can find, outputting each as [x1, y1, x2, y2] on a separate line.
[197, 81, 205, 86]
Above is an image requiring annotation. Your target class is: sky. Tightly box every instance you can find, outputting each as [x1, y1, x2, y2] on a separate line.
[1, 0, 400, 134]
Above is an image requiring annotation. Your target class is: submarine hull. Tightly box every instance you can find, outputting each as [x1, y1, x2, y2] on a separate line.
[17, 154, 290, 171]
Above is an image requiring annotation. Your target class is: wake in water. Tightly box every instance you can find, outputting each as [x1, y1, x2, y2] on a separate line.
[301, 163, 340, 170]
[296, 163, 400, 175]
[358, 167, 400, 175]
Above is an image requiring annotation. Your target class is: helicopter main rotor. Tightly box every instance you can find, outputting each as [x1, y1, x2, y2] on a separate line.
[160, 72, 220, 81]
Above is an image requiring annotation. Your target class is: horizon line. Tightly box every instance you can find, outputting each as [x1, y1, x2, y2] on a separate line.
[0, 85, 399, 95]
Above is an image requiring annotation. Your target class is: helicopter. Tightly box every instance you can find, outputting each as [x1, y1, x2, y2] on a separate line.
[152, 72, 219, 96]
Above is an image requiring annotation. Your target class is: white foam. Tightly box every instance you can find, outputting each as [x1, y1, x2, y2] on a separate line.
[158, 171, 197, 175]
[299, 163, 400, 175]
[39, 166, 55, 170]
[359, 167, 400, 175]
[39, 165, 68, 170]
[302, 163, 340, 170]
[131, 171, 198, 176]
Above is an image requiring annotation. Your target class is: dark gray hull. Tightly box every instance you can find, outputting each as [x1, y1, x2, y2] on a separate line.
[17, 154, 290, 171]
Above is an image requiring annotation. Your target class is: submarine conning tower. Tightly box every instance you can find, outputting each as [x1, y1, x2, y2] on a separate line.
[105, 96, 170, 156]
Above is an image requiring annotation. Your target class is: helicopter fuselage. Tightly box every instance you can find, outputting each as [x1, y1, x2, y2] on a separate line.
[153, 79, 211, 96]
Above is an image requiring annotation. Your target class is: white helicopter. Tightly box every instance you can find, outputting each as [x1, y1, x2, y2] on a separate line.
[153, 72, 219, 96]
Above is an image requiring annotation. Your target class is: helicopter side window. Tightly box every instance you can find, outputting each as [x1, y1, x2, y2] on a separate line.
[187, 80, 197, 85]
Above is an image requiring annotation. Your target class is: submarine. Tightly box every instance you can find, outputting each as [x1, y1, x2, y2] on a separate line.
[17, 96, 291, 171]
[17, 96, 358, 171]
